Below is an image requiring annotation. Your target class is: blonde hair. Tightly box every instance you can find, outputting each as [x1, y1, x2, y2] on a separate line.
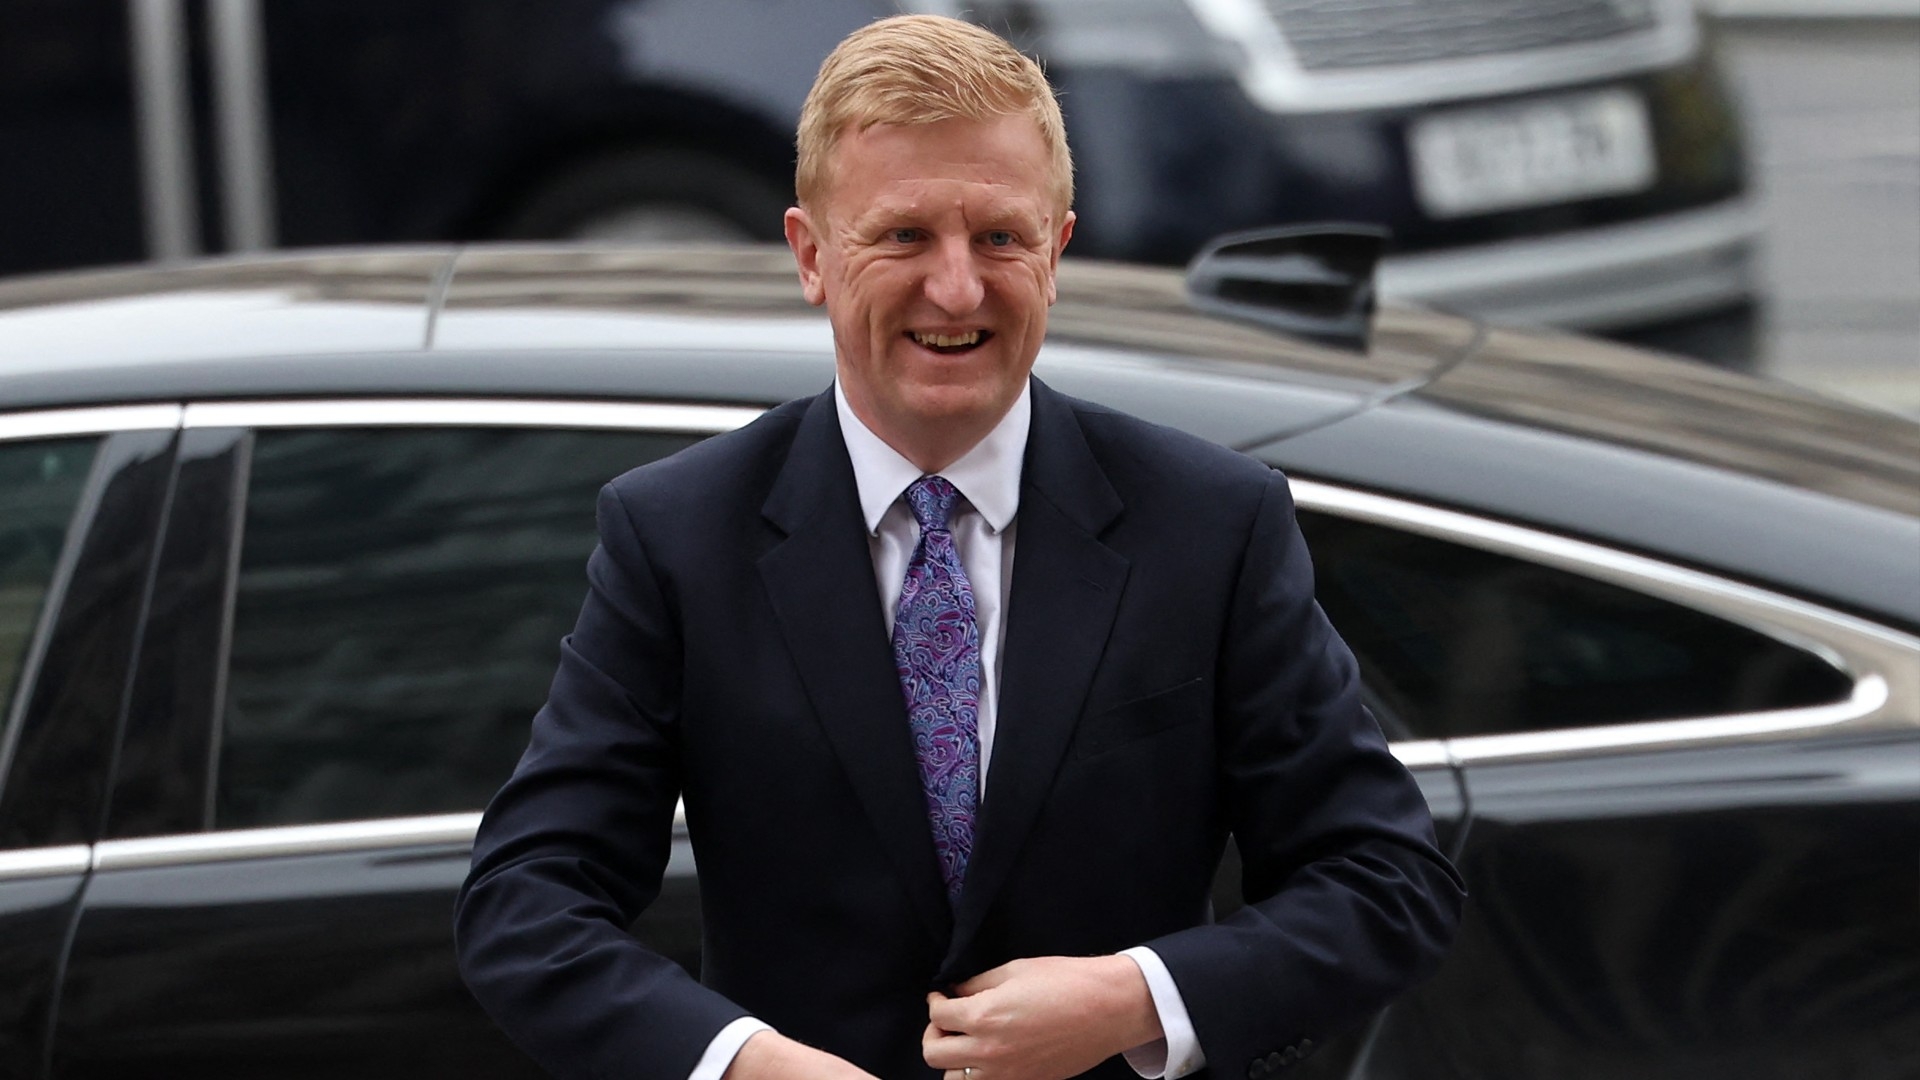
[795, 15, 1073, 214]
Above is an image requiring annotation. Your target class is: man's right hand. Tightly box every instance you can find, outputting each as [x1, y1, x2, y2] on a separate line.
[723, 1030, 881, 1080]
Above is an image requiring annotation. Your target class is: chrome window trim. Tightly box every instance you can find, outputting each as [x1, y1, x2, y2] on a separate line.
[1291, 479, 1920, 765]
[0, 405, 184, 443]
[93, 803, 693, 871]
[1186, 0, 1699, 113]
[1446, 676, 1891, 764]
[1388, 740, 1449, 769]
[94, 812, 487, 871]
[0, 845, 91, 882]
[0, 400, 761, 440]
[182, 399, 766, 434]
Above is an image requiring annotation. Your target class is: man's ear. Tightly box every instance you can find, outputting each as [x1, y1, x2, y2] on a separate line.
[785, 206, 827, 306]
[1046, 210, 1076, 306]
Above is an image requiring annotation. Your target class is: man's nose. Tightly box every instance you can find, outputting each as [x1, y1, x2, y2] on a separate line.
[922, 236, 985, 314]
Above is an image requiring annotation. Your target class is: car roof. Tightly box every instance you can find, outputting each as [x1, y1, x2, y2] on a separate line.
[0, 245, 1466, 444]
[2, 244, 1914, 623]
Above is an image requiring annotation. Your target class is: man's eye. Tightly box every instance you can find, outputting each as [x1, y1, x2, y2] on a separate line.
[985, 230, 1016, 247]
[889, 228, 920, 244]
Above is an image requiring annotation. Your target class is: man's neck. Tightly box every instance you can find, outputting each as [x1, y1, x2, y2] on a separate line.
[889, 433, 983, 476]
[839, 398, 1013, 476]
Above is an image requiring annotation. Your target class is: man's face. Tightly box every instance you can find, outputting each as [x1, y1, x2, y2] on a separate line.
[785, 113, 1074, 460]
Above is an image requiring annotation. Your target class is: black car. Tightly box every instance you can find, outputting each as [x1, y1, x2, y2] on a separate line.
[0, 244, 1914, 1079]
[2, 0, 1753, 359]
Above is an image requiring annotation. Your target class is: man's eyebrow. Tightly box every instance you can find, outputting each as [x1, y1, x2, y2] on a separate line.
[990, 198, 1052, 225]
[847, 201, 1044, 233]
[851, 203, 922, 229]
[974, 202, 1047, 229]
[977, 213, 1040, 232]
[856, 200, 921, 223]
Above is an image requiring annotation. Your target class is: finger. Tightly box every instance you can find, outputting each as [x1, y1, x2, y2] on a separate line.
[921, 1031, 984, 1071]
[927, 991, 974, 1033]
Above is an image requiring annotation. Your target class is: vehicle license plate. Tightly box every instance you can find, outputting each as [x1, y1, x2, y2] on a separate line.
[1409, 89, 1657, 218]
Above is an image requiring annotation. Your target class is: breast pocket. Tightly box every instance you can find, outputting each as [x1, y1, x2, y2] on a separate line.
[1070, 676, 1209, 760]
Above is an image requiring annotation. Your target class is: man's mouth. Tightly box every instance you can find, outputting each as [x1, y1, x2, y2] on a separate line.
[907, 330, 992, 355]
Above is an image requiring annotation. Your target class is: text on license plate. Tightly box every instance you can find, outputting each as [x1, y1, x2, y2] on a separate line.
[1409, 89, 1657, 219]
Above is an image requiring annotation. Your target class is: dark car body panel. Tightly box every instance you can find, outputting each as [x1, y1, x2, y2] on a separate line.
[1368, 730, 1920, 1079]
[0, 247, 1912, 1079]
[0, 247, 1471, 440]
[56, 840, 532, 1079]
[1259, 348, 1920, 631]
[0, 250, 447, 408]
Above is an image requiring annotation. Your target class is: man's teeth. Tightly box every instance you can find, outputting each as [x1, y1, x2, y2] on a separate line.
[911, 331, 982, 347]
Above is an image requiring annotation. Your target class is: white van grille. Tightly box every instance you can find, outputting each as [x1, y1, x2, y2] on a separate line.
[1263, 0, 1662, 70]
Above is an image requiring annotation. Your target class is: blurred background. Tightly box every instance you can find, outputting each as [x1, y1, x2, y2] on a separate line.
[1705, 0, 1919, 414]
[0, 9, 1915, 1076]
[0, 0, 1913, 412]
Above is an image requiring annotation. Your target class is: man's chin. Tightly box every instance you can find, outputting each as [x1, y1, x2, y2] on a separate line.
[900, 383, 1018, 422]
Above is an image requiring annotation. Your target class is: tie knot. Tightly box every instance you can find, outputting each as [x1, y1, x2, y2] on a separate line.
[904, 475, 961, 532]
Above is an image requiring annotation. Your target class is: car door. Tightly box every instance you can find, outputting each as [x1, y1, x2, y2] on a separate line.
[0, 410, 177, 1077]
[52, 399, 758, 1078]
[1283, 483, 1920, 1080]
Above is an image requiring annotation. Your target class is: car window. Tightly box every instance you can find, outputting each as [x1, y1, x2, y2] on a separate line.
[215, 427, 701, 831]
[0, 437, 98, 716]
[1297, 510, 1855, 740]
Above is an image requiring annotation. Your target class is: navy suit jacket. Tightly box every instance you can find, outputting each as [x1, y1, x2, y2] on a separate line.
[455, 379, 1463, 1080]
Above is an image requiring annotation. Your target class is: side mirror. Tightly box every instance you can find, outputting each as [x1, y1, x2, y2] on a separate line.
[1185, 224, 1390, 353]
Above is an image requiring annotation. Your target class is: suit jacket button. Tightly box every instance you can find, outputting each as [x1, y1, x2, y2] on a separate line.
[1280, 1047, 1299, 1065]
[1248, 1060, 1268, 1080]
[1266, 1050, 1285, 1069]
[1300, 1039, 1315, 1056]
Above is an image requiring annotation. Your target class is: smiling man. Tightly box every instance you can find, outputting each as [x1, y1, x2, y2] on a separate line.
[456, 15, 1462, 1080]
[785, 86, 1070, 477]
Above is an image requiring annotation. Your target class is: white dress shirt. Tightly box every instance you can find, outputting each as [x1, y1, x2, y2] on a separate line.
[688, 382, 1205, 1080]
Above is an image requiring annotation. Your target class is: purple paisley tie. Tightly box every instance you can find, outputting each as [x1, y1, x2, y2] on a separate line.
[892, 475, 981, 905]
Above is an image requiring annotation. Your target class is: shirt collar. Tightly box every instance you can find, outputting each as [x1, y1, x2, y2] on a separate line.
[833, 380, 1029, 537]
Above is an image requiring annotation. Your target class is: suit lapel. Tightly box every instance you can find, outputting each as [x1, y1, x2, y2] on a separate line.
[945, 380, 1128, 972]
[758, 391, 954, 948]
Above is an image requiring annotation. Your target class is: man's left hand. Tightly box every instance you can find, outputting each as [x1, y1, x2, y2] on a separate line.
[922, 955, 1163, 1080]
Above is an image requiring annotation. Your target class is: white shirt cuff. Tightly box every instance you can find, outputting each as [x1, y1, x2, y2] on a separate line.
[687, 1016, 773, 1080]
[1119, 946, 1207, 1079]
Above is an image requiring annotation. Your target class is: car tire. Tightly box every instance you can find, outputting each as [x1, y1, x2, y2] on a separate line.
[496, 148, 791, 244]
